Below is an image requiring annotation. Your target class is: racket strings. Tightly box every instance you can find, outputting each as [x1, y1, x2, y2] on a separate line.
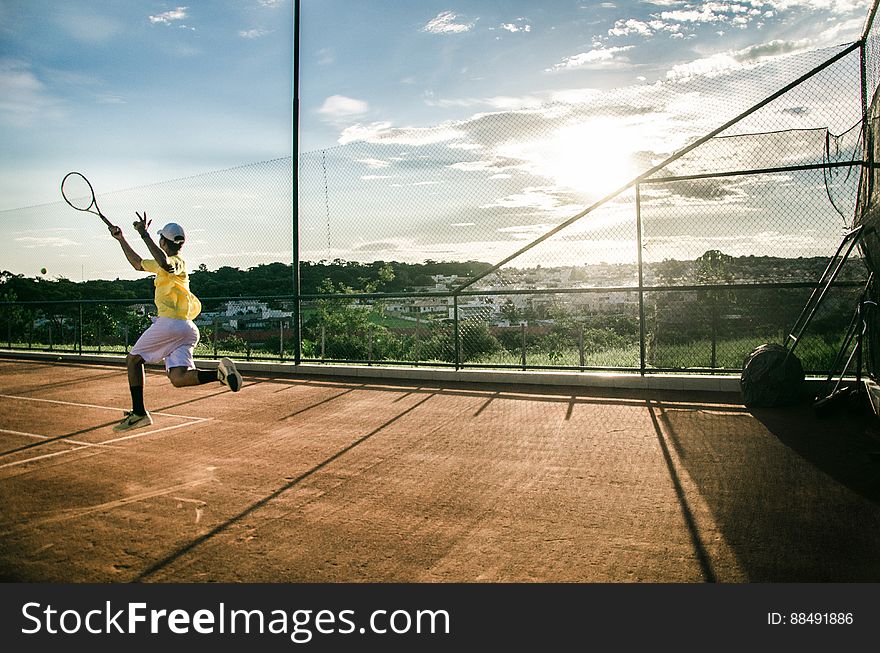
[61, 173, 96, 211]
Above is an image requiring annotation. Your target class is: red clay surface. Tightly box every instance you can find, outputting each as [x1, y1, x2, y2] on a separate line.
[2, 357, 880, 583]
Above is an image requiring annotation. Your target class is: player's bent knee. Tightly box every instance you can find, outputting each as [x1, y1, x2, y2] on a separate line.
[167, 367, 188, 387]
[126, 353, 144, 367]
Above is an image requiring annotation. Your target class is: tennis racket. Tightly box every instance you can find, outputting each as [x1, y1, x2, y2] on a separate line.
[61, 172, 113, 227]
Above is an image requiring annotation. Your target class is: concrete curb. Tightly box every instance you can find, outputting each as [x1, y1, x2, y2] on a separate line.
[0, 349, 835, 393]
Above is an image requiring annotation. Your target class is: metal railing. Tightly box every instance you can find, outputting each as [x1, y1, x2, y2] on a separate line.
[1, 274, 867, 375]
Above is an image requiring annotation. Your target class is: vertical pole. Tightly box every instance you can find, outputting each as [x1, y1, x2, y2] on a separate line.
[78, 304, 83, 355]
[520, 322, 526, 370]
[636, 183, 647, 375]
[861, 32, 876, 216]
[280, 319, 285, 362]
[414, 313, 421, 365]
[710, 296, 718, 370]
[578, 327, 585, 370]
[453, 295, 461, 369]
[321, 324, 326, 360]
[213, 317, 218, 358]
[291, 0, 302, 365]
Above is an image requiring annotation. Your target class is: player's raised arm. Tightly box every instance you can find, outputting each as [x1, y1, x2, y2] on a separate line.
[134, 211, 173, 272]
[109, 223, 144, 271]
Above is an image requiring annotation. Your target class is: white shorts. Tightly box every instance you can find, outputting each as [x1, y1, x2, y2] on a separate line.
[130, 317, 200, 370]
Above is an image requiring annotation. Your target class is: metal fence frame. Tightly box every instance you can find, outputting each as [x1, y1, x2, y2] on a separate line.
[2, 3, 879, 377]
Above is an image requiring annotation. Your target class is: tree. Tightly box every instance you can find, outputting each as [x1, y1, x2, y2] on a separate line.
[695, 249, 734, 368]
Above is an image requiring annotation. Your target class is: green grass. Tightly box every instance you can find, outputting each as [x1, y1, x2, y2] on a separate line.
[5, 331, 844, 373]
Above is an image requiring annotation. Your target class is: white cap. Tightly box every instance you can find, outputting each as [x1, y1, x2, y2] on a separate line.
[157, 223, 185, 243]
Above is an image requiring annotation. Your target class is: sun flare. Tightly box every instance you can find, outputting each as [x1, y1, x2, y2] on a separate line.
[499, 118, 640, 198]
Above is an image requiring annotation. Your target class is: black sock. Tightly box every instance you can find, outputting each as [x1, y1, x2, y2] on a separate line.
[197, 369, 216, 384]
[130, 385, 146, 416]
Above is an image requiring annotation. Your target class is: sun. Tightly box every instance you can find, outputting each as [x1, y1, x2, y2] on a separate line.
[498, 118, 641, 198]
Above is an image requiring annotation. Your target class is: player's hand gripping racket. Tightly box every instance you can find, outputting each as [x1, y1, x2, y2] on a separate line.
[61, 172, 113, 227]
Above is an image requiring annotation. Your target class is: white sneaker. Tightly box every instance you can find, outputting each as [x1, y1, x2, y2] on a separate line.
[218, 357, 243, 392]
[113, 411, 153, 432]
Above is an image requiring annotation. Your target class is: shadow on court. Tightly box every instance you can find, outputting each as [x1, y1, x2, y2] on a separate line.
[1, 358, 879, 583]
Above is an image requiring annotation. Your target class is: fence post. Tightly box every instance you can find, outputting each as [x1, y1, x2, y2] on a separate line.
[521, 322, 527, 370]
[578, 327, 585, 369]
[320, 324, 325, 361]
[279, 319, 285, 362]
[414, 313, 421, 365]
[710, 295, 718, 370]
[213, 317, 218, 358]
[367, 331, 373, 366]
[97, 321, 102, 354]
[78, 303, 83, 355]
[453, 295, 461, 370]
[636, 182, 647, 376]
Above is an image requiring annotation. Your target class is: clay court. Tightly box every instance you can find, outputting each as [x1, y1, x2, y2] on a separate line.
[2, 356, 880, 583]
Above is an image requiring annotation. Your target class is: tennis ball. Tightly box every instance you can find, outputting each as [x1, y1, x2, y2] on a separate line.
[40, 268, 47, 275]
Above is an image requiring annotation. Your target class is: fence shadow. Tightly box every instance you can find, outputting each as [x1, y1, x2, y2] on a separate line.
[657, 396, 880, 581]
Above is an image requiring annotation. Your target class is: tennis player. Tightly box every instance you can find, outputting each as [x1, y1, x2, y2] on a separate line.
[109, 212, 242, 432]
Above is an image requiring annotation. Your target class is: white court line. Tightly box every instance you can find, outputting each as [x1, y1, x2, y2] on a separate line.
[0, 393, 206, 420]
[0, 394, 213, 470]
[0, 419, 212, 470]
[0, 427, 122, 450]
[0, 446, 106, 469]
[100, 418, 211, 445]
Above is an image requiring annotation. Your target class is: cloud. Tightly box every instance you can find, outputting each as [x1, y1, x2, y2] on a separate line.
[239, 28, 270, 39]
[660, 6, 727, 24]
[546, 46, 635, 72]
[425, 95, 544, 111]
[318, 95, 369, 119]
[499, 18, 532, 33]
[665, 39, 812, 80]
[338, 121, 465, 146]
[607, 0, 864, 44]
[96, 94, 126, 105]
[0, 60, 63, 127]
[818, 17, 865, 44]
[761, 1, 864, 14]
[316, 48, 334, 66]
[356, 158, 391, 168]
[483, 187, 585, 220]
[15, 236, 78, 248]
[641, 178, 742, 203]
[149, 7, 188, 25]
[609, 18, 663, 37]
[496, 222, 556, 239]
[55, 7, 123, 44]
[422, 11, 474, 34]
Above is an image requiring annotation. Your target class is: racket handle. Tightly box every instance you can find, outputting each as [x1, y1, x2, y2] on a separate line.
[98, 212, 113, 228]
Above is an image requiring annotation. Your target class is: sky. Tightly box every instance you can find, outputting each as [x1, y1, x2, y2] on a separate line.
[0, 1, 873, 279]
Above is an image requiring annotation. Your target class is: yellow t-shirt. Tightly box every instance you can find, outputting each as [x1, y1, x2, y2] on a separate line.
[141, 257, 202, 321]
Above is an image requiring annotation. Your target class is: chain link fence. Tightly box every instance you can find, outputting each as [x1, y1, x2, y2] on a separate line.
[3, 6, 880, 375]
